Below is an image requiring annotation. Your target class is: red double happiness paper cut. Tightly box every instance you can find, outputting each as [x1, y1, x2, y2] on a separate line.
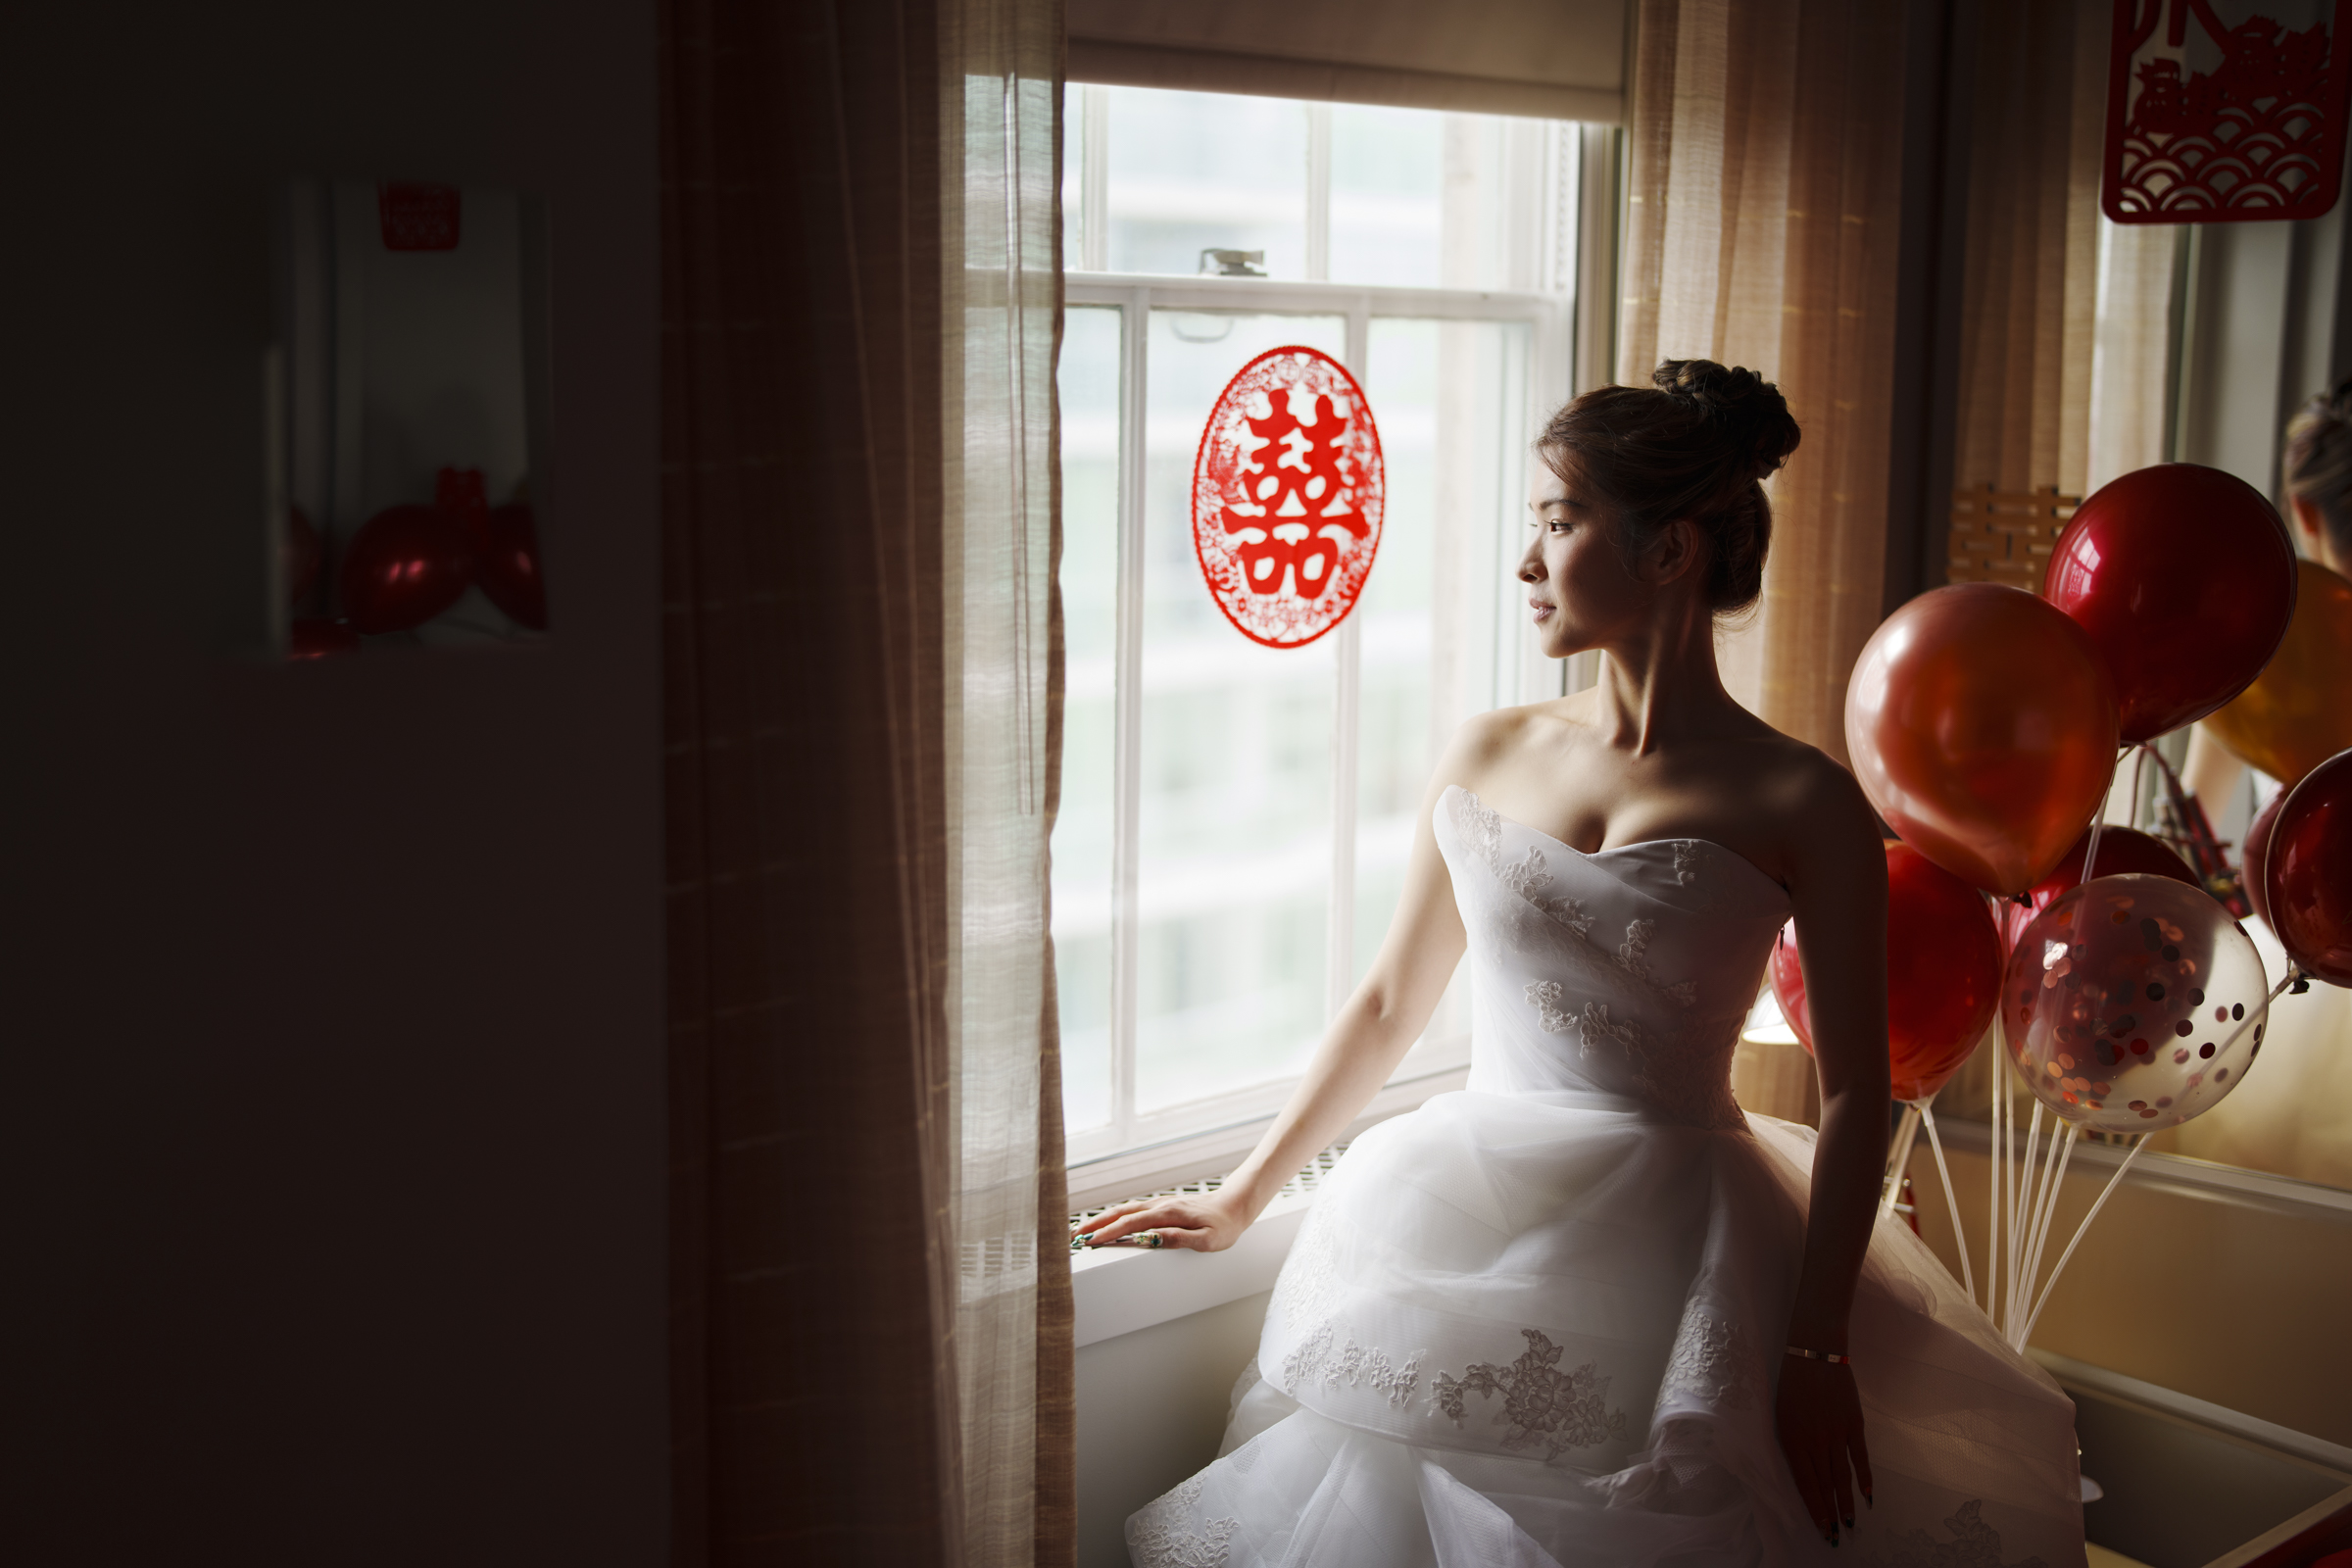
[1191, 346, 1385, 649]
[2103, 0, 2352, 223]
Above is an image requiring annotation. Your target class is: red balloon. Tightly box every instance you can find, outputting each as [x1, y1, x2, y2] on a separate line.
[1846, 583, 2120, 895]
[2243, 790, 2285, 929]
[469, 502, 548, 630]
[340, 504, 471, 634]
[2263, 748, 2352, 987]
[2000, 824, 2201, 954]
[2044, 464, 2298, 743]
[1769, 842, 2006, 1102]
[288, 617, 359, 660]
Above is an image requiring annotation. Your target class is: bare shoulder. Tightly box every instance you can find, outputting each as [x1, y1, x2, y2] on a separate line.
[1740, 733, 1884, 891]
[1431, 695, 1597, 785]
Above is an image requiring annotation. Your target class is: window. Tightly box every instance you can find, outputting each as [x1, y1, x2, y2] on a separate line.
[1055, 84, 1609, 1164]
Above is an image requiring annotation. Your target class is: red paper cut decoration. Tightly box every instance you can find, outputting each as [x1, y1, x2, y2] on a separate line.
[2103, 0, 2352, 224]
[1191, 346, 1384, 649]
[378, 182, 463, 250]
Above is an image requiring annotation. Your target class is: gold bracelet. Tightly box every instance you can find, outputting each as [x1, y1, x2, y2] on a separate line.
[1785, 1345, 1854, 1365]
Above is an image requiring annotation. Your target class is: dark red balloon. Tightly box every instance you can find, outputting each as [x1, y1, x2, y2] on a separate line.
[2044, 464, 2298, 743]
[1845, 583, 2120, 894]
[469, 502, 548, 629]
[2243, 790, 2285, 929]
[340, 504, 471, 634]
[1999, 824, 2201, 954]
[288, 617, 359, 660]
[1770, 841, 2005, 1102]
[2264, 748, 2352, 987]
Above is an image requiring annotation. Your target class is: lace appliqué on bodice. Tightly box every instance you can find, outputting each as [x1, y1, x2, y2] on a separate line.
[1430, 1329, 1628, 1461]
[1129, 1476, 1238, 1568]
[1654, 1301, 1759, 1413]
[1282, 1320, 1423, 1407]
[1617, 919, 1698, 1006]
[1449, 789, 1592, 939]
[1524, 981, 1742, 1129]
[1874, 1499, 2050, 1568]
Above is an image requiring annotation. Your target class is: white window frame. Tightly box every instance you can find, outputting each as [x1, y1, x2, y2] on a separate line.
[1061, 97, 1621, 1180]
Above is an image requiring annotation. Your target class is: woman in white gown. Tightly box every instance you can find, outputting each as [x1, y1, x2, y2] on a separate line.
[1075, 361, 2088, 1567]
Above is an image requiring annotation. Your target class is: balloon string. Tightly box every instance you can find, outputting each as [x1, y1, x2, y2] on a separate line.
[1989, 1036, 2008, 1319]
[2010, 1101, 2043, 1332]
[2019, 1125, 2077, 1339]
[1919, 1099, 1975, 1303]
[1881, 1102, 1924, 1222]
[2019, 1135, 2150, 1350]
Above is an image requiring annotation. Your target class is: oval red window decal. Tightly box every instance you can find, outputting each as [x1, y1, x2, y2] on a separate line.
[1191, 345, 1385, 649]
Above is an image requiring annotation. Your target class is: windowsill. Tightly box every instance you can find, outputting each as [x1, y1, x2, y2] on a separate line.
[1068, 1065, 1467, 1347]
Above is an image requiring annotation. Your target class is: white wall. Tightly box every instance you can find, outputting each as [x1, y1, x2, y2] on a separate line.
[1077, 1292, 1271, 1568]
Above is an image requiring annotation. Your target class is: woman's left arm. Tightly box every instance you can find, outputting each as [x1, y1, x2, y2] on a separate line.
[1774, 764, 1891, 1545]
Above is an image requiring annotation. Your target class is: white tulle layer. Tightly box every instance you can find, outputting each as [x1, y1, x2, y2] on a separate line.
[1127, 1097, 2086, 1568]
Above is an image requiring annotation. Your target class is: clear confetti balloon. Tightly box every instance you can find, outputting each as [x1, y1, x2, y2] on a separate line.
[2001, 873, 2271, 1133]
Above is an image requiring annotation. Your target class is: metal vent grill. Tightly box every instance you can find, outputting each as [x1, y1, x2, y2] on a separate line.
[1069, 1142, 1349, 1231]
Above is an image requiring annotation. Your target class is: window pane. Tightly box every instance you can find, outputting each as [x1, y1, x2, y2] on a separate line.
[1354, 318, 1537, 1050]
[1331, 108, 1556, 292]
[1329, 104, 1444, 288]
[1136, 310, 1348, 1113]
[1105, 87, 1308, 279]
[1054, 306, 1122, 1132]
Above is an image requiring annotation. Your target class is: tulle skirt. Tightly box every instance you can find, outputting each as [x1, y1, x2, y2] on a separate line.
[1128, 1091, 2086, 1568]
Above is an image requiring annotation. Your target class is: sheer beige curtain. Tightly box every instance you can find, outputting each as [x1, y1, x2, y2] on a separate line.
[662, 0, 1068, 1562]
[944, 0, 1070, 1562]
[1617, 0, 1907, 763]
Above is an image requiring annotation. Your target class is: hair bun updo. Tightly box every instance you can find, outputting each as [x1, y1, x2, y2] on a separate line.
[1534, 358, 1801, 615]
[1653, 359, 1802, 486]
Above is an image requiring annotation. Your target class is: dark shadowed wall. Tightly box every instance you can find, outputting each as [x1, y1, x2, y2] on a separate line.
[0, 4, 665, 1561]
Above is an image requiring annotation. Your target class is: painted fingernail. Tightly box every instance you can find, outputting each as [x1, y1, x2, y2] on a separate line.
[1844, 1514, 1855, 1530]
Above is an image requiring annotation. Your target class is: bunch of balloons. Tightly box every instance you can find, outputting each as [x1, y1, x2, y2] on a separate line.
[289, 466, 549, 658]
[1838, 463, 2352, 1128]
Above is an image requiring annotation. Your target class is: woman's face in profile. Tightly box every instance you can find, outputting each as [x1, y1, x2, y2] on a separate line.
[1519, 459, 1654, 660]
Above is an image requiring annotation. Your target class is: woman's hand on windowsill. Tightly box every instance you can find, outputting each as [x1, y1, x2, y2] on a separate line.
[1071, 1188, 1253, 1253]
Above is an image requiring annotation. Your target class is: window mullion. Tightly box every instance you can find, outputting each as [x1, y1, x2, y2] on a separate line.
[1109, 287, 1150, 1148]
[1327, 301, 1373, 1026]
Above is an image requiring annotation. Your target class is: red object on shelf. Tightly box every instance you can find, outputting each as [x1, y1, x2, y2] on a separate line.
[469, 502, 548, 629]
[2044, 465, 2298, 742]
[2103, 0, 2352, 224]
[1191, 345, 1384, 649]
[288, 617, 360, 660]
[340, 504, 471, 634]
[1845, 583, 2120, 894]
[2265, 748, 2352, 987]
[1771, 842, 2005, 1102]
[378, 182, 462, 250]
[2000, 824, 2201, 956]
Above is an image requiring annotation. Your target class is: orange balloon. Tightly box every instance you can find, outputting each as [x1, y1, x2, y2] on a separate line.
[1846, 584, 2120, 895]
[2201, 559, 2352, 788]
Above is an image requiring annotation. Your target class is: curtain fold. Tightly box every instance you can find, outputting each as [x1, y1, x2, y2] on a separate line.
[1945, 0, 2180, 593]
[663, 0, 1066, 1562]
[1617, 0, 1906, 764]
[944, 0, 1069, 1562]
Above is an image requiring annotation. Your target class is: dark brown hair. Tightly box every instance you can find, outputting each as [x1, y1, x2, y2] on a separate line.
[2285, 376, 2352, 561]
[1536, 359, 1801, 613]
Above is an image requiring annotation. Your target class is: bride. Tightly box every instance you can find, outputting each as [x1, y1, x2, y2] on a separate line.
[1075, 361, 2088, 1567]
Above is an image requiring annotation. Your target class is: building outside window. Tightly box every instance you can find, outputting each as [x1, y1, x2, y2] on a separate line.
[1055, 83, 1616, 1167]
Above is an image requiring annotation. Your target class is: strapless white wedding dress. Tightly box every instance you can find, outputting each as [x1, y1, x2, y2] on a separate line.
[1128, 787, 2086, 1568]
